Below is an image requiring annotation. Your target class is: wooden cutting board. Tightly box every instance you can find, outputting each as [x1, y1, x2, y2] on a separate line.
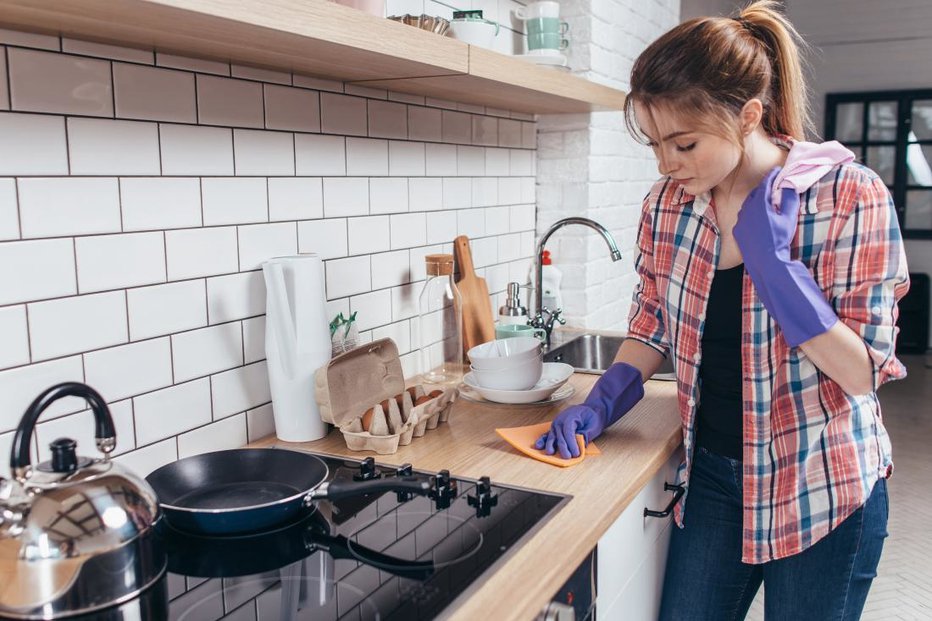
[454, 235, 495, 354]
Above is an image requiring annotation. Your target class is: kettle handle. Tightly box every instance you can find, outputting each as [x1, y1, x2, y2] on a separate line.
[11, 382, 116, 478]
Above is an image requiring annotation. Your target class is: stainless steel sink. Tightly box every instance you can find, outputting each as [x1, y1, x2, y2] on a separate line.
[543, 334, 676, 380]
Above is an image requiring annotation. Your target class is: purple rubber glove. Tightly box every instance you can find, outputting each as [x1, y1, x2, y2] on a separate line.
[534, 362, 644, 459]
[733, 167, 838, 347]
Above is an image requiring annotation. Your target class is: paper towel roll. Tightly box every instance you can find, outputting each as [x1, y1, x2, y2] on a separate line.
[262, 255, 332, 442]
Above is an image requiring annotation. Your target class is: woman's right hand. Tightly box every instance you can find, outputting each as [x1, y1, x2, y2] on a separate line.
[534, 361, 646, 459]
[535, 405, 604, 459]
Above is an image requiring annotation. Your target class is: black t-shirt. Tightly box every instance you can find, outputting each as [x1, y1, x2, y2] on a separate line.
[695, 264, 744, 460]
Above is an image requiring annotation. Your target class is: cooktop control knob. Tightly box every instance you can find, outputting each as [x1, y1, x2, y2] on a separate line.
[467, 476, 498, 518]
[430, 469, 458, 510]
[395, 463, 415, 502]
[353, 456, 381, 481]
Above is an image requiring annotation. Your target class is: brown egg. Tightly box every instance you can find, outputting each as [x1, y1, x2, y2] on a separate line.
[428, 389, 443, 399]
[415, 395, 432, 406]
[380, 398, 392, 414]
[361, 407, 375, 431]
[393, 393, 405, 409]
[406, 386, 418, 401]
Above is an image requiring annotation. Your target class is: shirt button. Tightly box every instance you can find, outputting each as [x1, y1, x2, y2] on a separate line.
[707, 270, 715, 279]
[693, 352, 701, 362]
[871, 306, 882, 316]
[687, 398, 696, 407]
[698, 312, 705, 321]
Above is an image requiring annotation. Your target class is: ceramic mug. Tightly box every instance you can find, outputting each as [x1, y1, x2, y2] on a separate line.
[514, 1, 561, 20]
[495, 323, 547, 341]
[526, 18, 569, 52]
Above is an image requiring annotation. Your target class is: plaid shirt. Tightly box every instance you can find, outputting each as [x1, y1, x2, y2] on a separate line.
[626, 140, 910, 564]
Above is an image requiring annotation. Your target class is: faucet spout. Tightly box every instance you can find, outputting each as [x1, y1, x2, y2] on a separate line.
[534, 217, 622, 314]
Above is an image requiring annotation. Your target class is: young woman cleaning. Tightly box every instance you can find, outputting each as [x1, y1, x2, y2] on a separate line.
[535, 1, 910, 618]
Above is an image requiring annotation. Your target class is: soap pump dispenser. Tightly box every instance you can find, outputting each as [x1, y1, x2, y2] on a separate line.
[498, 282, 529, 326]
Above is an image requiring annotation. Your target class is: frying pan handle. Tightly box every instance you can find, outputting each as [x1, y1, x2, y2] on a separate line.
[11, 382, 116, 478]
[306, 477, 431, 503]
[317, 532, 435, 581]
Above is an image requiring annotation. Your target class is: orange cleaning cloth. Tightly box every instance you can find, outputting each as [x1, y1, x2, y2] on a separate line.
[495, 422, 600, 468]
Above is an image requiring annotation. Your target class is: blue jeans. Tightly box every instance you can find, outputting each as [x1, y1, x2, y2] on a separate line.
[658, 447, 888, 620]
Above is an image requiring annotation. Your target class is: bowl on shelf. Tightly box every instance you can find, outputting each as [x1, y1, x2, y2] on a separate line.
[387, 14, 451, 35]
[448, 17, 499, 49]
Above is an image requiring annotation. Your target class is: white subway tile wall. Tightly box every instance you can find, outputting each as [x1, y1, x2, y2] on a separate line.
[0, 31, 536, 474]
[113, 63, 197, 123]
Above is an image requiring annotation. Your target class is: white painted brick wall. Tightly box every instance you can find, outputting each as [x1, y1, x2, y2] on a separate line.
[536, 0, 677, 330]
[0, 30, 537, 475]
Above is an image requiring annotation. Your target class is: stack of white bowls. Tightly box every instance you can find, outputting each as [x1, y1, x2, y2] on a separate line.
[467, 337, 543, 391]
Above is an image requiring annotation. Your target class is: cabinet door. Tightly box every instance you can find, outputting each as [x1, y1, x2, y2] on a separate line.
[597, 452, 680, 621]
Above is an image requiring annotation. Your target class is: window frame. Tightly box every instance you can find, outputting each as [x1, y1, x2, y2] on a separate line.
[825, 88, 932, 240]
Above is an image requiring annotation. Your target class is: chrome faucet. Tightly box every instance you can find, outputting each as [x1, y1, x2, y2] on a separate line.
[528, 307, 566, 348]
[534, 218, 621, 314]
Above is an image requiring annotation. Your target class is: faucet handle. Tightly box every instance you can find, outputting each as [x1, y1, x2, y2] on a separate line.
[549, 308, 566, 327]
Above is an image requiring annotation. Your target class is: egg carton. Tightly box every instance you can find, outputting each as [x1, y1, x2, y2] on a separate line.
[314, 338, 457, 454]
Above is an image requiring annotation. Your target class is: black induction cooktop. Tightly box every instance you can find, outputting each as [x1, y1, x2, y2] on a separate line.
[106, 451, 567, 621]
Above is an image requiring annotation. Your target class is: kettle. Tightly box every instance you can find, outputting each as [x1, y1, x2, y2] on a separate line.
[0, 382, 166, 619]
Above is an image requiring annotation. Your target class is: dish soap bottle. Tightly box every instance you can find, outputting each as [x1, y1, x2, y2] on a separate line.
[540, 250, 563, 311]
[417, 254, 464, 385]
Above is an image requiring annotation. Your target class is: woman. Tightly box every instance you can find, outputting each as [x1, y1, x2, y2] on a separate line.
[535, 1, 910, 619]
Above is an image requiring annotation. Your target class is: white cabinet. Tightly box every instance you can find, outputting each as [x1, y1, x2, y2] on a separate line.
[596, 452, 681, 621]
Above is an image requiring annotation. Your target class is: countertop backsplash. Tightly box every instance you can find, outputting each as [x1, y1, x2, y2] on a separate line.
[0, 28, 537, 478]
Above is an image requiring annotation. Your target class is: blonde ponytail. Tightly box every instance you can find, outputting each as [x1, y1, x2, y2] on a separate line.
[624, 0, 813, 144]
[735, 1, 813, 140]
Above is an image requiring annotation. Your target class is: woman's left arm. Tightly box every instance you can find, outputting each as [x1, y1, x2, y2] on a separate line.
[802, 173, 910, 395]
[799, 321, 877, 396]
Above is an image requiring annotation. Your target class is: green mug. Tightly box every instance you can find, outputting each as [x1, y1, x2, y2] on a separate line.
[495, 324, 547, 341]
[526, 17, 569, 51]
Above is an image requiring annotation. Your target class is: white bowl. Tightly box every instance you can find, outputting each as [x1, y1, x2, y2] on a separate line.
[449, 19, 499, 49]
[469, 351, 543, 374]
[467, 337, 541, 370]
[470, 355, 543, 390]
[463, 362, 574, 404]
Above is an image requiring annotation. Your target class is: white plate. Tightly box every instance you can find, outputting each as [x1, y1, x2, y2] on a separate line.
[462, 362, 574, 404]
[459, 382, 575, 406]
[514, 52, 568, 67]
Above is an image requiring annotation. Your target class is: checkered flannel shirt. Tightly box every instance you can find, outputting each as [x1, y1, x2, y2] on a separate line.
[626, 139, 910, 563]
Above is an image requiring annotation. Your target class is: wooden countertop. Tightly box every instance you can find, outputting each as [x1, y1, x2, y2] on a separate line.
[252, 370, 682, 620]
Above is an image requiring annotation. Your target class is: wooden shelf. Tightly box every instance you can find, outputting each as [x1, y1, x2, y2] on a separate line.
[0, 0, 626, 114]
[359, 47, 626, 114]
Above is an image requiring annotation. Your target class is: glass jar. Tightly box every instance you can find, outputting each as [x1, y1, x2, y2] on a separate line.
[417, 254, 464, 385]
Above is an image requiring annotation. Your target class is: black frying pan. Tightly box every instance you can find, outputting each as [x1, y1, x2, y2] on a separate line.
[146, 448, 431, 536]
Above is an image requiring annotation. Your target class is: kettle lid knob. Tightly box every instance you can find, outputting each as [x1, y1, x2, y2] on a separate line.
[49, 437, 79, 473]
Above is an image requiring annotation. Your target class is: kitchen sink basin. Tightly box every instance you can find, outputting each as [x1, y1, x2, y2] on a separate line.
[543, 334, 676, 380]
